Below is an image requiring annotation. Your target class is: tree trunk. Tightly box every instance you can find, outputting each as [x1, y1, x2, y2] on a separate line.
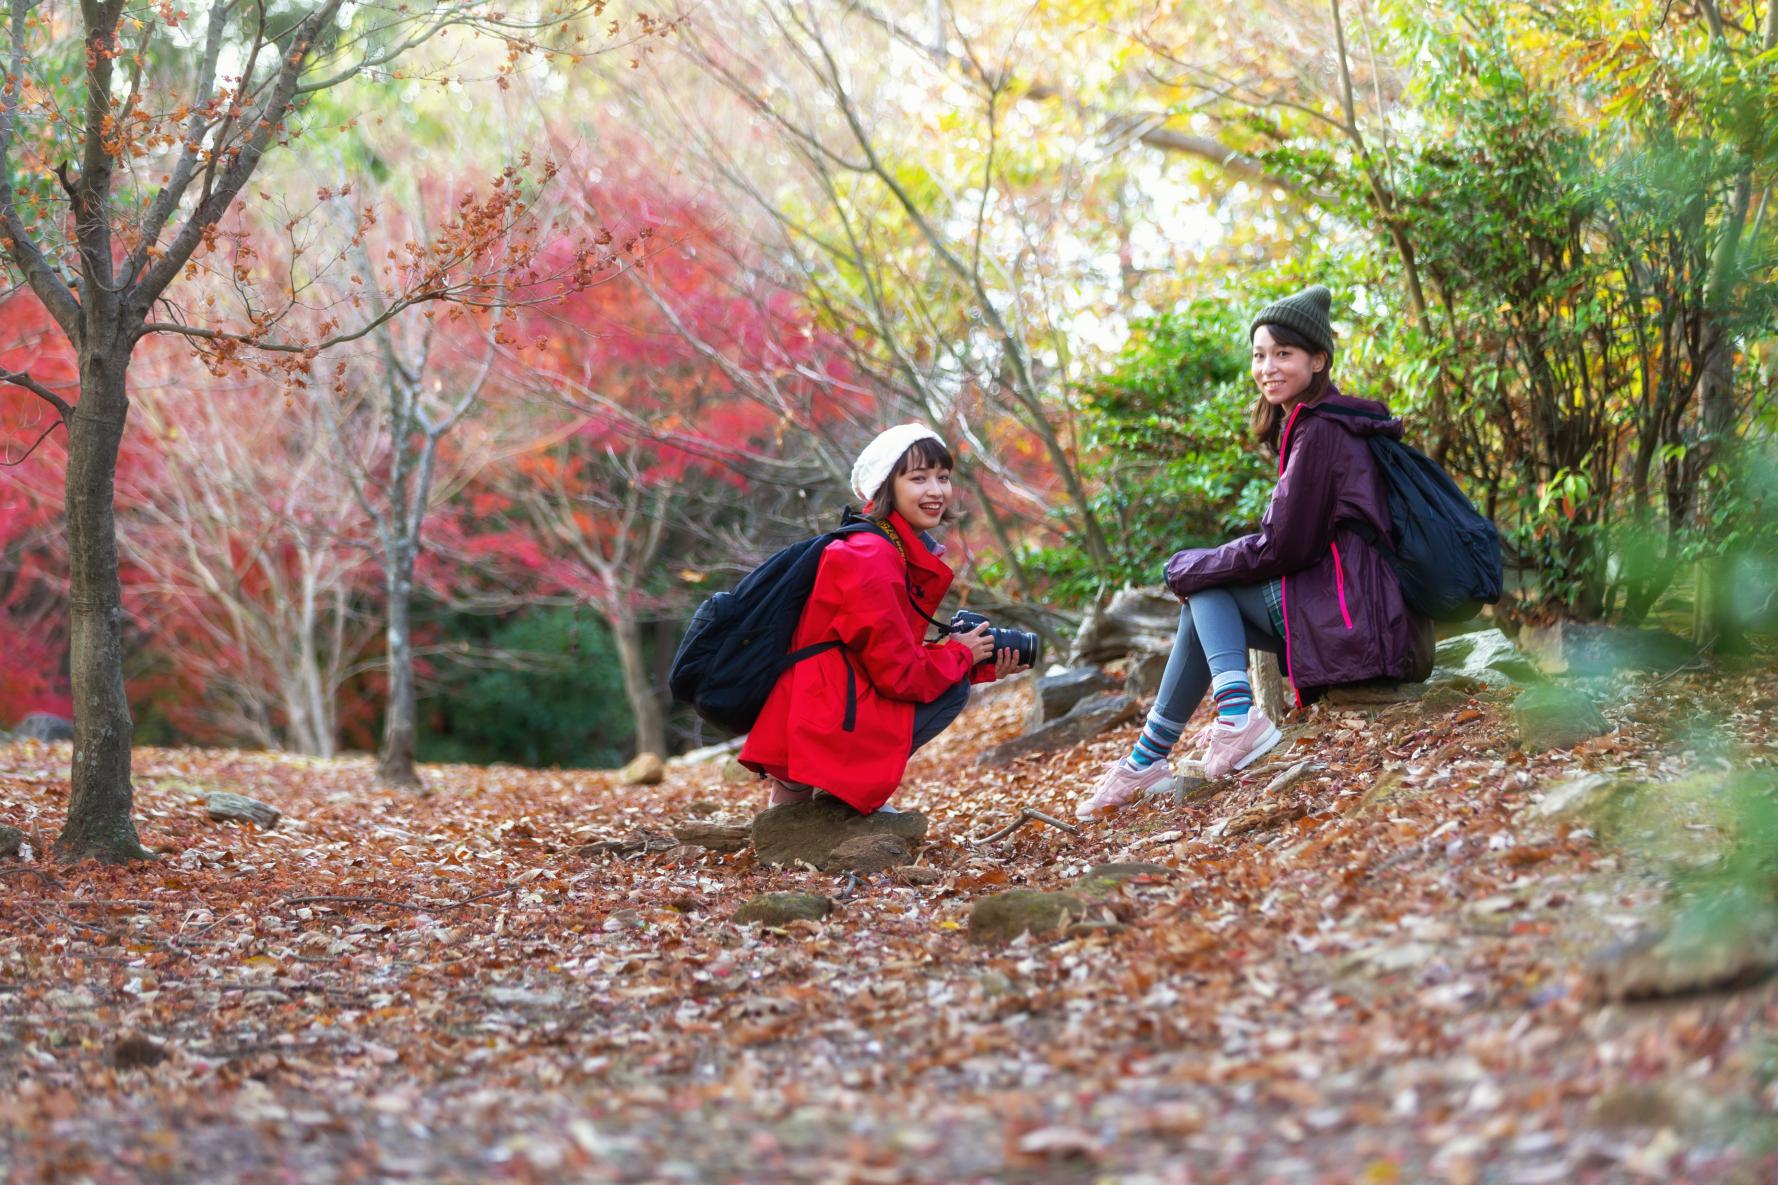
[378, 558, 422, 789]
[1250, 650, 1290, 722]
[55, 351, 152, 864]
[609, 598, 666, 759]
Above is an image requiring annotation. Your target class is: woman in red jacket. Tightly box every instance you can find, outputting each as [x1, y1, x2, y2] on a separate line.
[741, 425, 1028, 813]
[1077, 286, 1433, 818]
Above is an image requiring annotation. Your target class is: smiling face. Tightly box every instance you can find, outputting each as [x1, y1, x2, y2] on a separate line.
[890, 462, 952, 532]
[1251, 324, 1328, 410]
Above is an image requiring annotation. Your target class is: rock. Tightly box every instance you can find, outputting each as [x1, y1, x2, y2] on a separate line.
[821, 834, 910, 874]
[1067, 586, 1180, 666]
[1534, 773, 1636, 820]
[751, 796, 928, 868]
[1517, 621, 1695, 677]
[1585, 909, 1778, 1003]
[205, 792, 281, 829]
[14, 712, 74, 742]
[1585, 1083, 1715, 1131]
[1430, 628, 1540, 688]
[1124, 651, 1171, 701]
[968, 890, 1090, 944]
[733, 892, 833, 927]
[718, 757, 755, 785]
[0, 824, 21, 858]
[1420, 681, 1478, 713]
[1029, 667, 1119, 727]
[110, 1033, 168, 1070]
[1324, 681, 1427, 706]
[1345, 941, 1440, 975]
[1073, 862, 1174, 897]
[976, 693, 1142, 767]
[671, 819, 752, 852]
[1512, 684, 1610, 751]
[893, 865, 945, 886]
[619, 752, 665, 786]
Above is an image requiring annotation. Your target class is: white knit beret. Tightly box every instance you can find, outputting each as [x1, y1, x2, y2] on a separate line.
[850, 422, 945, 504]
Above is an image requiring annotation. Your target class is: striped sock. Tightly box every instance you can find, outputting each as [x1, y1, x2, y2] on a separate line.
[1211, 671, 1253, 723]
[1124, 711, 1187, 771]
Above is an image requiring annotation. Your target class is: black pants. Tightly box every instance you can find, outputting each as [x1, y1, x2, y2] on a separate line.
[910, 676, 970, 753]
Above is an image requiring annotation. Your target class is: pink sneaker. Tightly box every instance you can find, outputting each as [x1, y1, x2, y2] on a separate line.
[1076, 759, 1173, 819]
[1202, 712, 1283, 778]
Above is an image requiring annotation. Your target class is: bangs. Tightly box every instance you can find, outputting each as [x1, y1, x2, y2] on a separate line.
[894, 437, 954, 475]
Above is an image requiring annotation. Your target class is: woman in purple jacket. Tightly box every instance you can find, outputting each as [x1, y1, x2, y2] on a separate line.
[1076, 286, 1434, 819]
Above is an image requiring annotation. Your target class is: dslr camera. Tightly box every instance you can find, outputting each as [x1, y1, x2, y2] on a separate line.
[948, 610, 1040, 669]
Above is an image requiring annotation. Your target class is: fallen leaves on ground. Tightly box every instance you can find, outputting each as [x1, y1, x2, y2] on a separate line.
[3, 663, 1778, 1184]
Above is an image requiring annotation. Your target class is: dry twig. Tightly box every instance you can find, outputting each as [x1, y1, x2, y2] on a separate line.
[974, 806, 1083, 844]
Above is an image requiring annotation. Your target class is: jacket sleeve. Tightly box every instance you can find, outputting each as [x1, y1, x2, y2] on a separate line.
[826, 544, 975, 701]
[1165, 417, 1341, 597]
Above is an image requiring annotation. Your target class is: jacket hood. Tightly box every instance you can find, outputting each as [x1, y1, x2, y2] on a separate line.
[1303, 386, 1404, 440]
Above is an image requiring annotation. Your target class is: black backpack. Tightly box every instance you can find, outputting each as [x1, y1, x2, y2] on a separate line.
[1305, 405, 1504, 621]
[669, 515, 935, 735]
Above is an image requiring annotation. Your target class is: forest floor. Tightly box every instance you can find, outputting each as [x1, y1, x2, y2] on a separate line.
[3, 658, 1778, 1185]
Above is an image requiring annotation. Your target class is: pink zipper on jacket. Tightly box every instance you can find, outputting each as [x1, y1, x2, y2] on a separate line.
[1330, 540, 1355, 629]
[1277, 404, 1307, 709]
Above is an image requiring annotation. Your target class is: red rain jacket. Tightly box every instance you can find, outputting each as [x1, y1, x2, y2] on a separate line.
[740, 511, 990, 811]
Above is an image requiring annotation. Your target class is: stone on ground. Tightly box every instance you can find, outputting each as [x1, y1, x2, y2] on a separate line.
[1123, 652, 1171, 702]
[671, 819, 752, 852]
[1586, 908, 1778, 1003]
[1325, 681, 1427, 706]
[893, 865, 944, 886]
[205, 792, 282, 829]
[619, 752, 665, 786]
[1517, 621, 1694, 677]
[968, 890, 1089, 944]
[1028, 666, 1119, 728]
[1430, 628, 1540, 688]
[1074, 862, 1174, 896]
[733, 891, 833, 926]
[977, 693, 1142, 766]
[821, 833, 910, 874]
[0, 824, 22, 858]
[751, 796, 928, 867]
[1512, 684, 1609, 751]
[14, 712, 74, 742]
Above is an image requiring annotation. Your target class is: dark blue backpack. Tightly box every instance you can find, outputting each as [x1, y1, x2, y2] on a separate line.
[669, 516, 892, 735]
[1310, 405, 1504, 621]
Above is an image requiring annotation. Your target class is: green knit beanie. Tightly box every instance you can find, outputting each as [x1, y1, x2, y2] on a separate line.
[1250, 285, 1335, 359]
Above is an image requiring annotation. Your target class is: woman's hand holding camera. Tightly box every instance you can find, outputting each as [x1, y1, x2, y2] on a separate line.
[956, 621, 997, 666]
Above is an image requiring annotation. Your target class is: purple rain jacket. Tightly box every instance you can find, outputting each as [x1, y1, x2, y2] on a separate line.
[1164, 387, 1435, 706]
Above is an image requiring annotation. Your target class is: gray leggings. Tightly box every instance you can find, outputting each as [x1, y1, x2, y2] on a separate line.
[1153, 585, 1284, 725]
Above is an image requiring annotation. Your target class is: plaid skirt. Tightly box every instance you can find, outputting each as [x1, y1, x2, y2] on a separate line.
[1262, 578, 1286, 637]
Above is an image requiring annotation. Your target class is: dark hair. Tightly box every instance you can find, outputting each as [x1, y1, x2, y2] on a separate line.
[867, 436, 957, 524]
[1249, 321, 1333, 458]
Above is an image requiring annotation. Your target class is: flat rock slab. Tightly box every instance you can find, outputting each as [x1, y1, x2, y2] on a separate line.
[751, 797, 928, 868]
[1517, 621, 1694, 677]
[1324, 681, 1427, 706]
[1512, 684, 1609, 751]
[0, 824, 22, 858]
[821, 834, 910, 874]
[968, 890, 1089, 945]
[672, 820, 752, 853]
[733, 892, 833, 927]
[1586, 916, 1778, 1003]
[1030, 666, 1119, 727]
[205, 792, 281, 830]
[978, 693, 1141, 767]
